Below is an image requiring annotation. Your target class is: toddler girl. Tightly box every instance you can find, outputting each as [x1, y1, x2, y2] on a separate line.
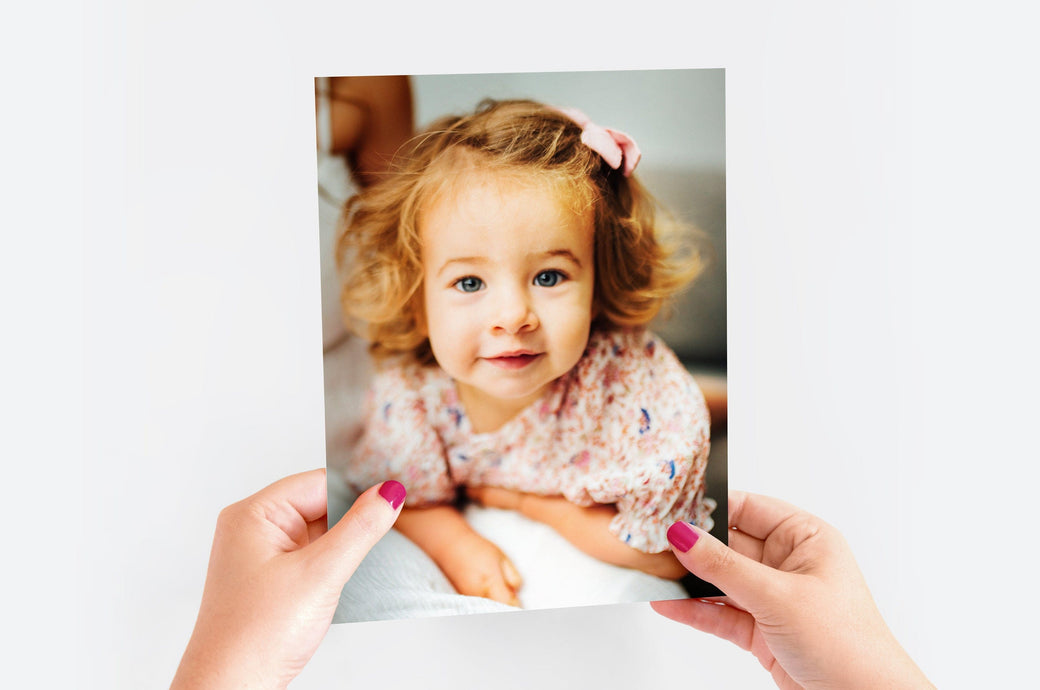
[338, 99, 715, 606]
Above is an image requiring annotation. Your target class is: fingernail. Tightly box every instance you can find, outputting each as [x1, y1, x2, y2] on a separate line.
[378, 480, 406, 510]
[667, 521, 699, 552]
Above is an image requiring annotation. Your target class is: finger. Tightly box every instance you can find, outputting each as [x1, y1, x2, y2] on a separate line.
[465, 486, 484, 504]
[650, 599, 757, 653]
[666, 521, 791, 611]
[218, 469, 328, 555]
[728, 490, 806, 542]
[305, 517, 328, 545]
[652, 599, 791, 686]
[251, 468, 330, 523]
[485, 576, 521, 608]
[726, 528, 765, 564]
[500, 556, 523, 590]
[673, 592, 746, 613]
[306, 480, 405, 586]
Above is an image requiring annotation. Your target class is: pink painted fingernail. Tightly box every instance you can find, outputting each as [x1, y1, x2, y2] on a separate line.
[378, 480, 406, 510]
[667, 521, 699, 552]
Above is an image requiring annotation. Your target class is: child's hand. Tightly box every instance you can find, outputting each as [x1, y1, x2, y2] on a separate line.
[466, 485, 526, 511]
[437, 529, 523, 607]
[393, 504, 522, 606]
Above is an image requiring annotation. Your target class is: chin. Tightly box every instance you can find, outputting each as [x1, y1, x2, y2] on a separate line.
[487, 379, 551, 402]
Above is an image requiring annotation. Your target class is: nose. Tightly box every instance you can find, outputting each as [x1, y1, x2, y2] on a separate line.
[491, 285, 539, 335]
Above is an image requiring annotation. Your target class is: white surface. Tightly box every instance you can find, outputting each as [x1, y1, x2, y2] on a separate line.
[50, 1, 1040, 689]
[330, 503, 687, 623]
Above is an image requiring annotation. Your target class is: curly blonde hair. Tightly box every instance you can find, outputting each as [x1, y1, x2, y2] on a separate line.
[336, 98, 702, 365]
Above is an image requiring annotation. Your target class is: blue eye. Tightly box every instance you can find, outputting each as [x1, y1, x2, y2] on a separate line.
[534, 270, 565, 287]
[454, 276, 484, 293]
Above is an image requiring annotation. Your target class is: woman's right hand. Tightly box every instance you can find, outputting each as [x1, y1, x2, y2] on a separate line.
[652, 491, 933, 690]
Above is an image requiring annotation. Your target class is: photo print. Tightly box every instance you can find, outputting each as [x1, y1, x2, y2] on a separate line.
[316, 69, 727, 622]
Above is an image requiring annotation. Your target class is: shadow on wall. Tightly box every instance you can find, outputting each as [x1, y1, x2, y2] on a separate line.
[643, 167, 727, 368]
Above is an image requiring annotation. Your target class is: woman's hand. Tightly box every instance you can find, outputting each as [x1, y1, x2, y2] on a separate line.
[171, 470, 405, 690]
[652, 491, 933, 690]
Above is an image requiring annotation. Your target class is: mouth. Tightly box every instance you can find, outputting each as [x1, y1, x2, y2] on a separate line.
[484, 351, 542, 370]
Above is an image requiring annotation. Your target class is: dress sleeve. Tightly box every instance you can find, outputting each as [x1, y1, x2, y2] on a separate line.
[579, 331, 716, 553]
[344, 366, 456, 506]
[606, 420, 714, 553]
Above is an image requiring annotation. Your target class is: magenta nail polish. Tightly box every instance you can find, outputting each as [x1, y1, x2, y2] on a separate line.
[667, 521, 699, 552]
[378, 480, 406, 510]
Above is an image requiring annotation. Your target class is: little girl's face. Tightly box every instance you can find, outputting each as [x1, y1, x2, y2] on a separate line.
[420, 171, 595, 429]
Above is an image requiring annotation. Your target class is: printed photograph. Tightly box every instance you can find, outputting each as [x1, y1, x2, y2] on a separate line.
[316, 69, 727, 622]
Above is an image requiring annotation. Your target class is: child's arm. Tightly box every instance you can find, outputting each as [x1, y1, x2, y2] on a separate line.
[394, 504, 523, 606]
[467, 487, 688, 580]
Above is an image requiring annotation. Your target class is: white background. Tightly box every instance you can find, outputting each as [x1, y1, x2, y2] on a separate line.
[11, 0, 1038, 688]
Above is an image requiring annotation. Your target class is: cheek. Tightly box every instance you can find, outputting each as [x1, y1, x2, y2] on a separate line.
[423, 292, 469, 351]
[554, 297, 594, 351]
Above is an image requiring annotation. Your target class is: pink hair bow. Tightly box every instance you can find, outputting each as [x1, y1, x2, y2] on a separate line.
[553, 106, 642, 177]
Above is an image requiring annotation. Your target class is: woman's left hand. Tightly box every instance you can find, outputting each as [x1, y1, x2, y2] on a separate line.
[171, 469, 405, 690]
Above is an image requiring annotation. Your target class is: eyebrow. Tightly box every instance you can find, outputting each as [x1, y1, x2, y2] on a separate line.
[436, 256, 489, 278]
[542, 249, 583, 268]
[435, 249, 582, 277]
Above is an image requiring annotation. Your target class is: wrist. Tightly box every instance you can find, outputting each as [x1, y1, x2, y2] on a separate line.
[517, 492, 533, 518]
[820, 627, 933, 690]
[426, 516, 484, 563]
[517, 492, 551, 521]
[173, 634, 291, 690]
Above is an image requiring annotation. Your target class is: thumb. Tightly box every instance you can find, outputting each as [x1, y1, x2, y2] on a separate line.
[308, 480, 406, 587]
[500, 555, 523, 590]
[666, 521, 787, 611]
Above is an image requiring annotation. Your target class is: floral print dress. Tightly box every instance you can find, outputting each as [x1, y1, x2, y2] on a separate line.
[345, 328, 715, 553]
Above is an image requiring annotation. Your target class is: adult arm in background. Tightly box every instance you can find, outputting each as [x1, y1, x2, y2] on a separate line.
[319, 75, 413, 187]
[170, 470, 405, 690]
[653, 491, 934, 690]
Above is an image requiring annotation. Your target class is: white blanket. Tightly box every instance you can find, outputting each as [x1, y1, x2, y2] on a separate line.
[328, 470, 687, 623]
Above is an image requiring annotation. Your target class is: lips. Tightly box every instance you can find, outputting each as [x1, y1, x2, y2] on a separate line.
[485, 350, 542, 370]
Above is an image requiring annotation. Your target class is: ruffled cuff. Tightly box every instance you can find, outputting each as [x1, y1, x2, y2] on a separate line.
[607, 493, 716, 553]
